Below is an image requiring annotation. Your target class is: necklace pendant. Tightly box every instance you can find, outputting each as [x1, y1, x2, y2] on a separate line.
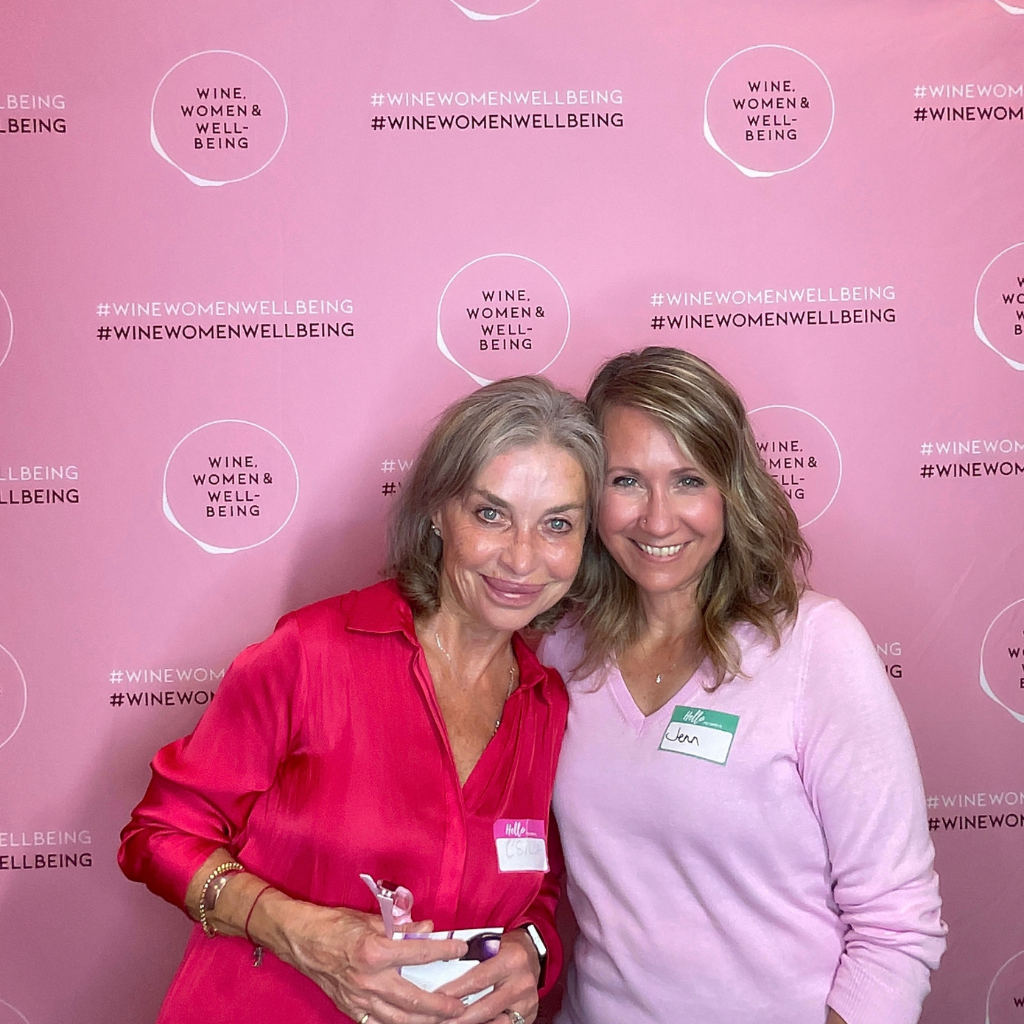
[655, 673, 663, 685]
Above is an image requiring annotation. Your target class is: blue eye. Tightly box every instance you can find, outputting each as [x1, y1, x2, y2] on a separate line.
[478, 507, 500, 522]
[548, 518, 571, 532]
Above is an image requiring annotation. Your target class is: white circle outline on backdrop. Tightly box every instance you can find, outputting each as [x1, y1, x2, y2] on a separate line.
[436, 253, 571, 385]
[0, 645, 28, 751]
[749, 404, 843, 526]
[703, 44, 836, 179]
[973, 242, 1024, 371]
[980, 597, 1024, 723]
[150, 50, 289, 188]
[161, 419, 300, 555]
[448, 0, 542, 20]
[0, 999, 30, 1024]
[0, 289, 12, 370]
[986, 948, 1024, 1023]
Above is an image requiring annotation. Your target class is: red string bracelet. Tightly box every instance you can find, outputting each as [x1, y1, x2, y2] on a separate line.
[245, 884, 274, 966]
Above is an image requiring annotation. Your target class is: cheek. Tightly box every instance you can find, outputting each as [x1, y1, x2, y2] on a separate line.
[598, 493, 632, 539]
[446, 525, 493, 571]
[549, 537, 586, 581]
[698, 495, 726, 544]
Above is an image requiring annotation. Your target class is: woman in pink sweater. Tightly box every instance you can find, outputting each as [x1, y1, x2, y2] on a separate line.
[540, 347, 946, 1024]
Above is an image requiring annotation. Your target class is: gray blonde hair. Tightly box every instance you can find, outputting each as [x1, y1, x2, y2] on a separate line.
[575, 346, 810, 686]
[385, 375, 604, 632]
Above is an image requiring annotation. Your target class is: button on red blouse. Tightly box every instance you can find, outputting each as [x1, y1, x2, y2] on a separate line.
[119, 580, 567, 1023]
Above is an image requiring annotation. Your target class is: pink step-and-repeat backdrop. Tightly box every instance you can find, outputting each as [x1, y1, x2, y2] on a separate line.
[1, 0, 1022, 1020]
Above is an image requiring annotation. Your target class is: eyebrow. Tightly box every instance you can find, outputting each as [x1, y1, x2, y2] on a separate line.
[472, 489, 585, 515]
[605, 464, 705, 476]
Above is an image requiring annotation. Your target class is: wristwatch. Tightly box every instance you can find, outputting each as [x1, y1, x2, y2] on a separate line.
[517, 923, 548, 988]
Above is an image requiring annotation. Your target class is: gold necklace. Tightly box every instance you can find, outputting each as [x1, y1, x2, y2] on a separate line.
[639, 638, 683, 686]
[434, 632, 517, 734]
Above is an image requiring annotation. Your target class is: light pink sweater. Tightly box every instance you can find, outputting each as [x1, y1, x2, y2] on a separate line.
[540, 592, 946, 1024]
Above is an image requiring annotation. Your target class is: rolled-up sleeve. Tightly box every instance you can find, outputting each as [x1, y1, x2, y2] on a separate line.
[118, 613, 306, 911]
[795, 602, 947, 1024]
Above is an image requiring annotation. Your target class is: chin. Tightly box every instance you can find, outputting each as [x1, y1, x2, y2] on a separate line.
[484, 596, 561, 633]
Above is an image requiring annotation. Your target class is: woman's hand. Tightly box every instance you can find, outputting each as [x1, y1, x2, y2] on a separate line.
[187, 852, 468, 1024]
[265, 898, 470, 1024]
[437, 929, 541, 1024]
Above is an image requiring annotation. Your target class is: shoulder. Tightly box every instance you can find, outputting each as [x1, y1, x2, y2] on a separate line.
[284, 579, 408, 635]
[514, 634, 569, 715]
[536, 620, 588, 678]
[788, 590, 877, 657]
[729, 591, 878, 686]
[782, 592, 898, 722]
[238, 580, 408, 668]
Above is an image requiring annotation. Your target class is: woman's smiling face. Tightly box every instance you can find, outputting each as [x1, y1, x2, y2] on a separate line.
[598, 405, 725, 600]
[434, 441, 588, 633]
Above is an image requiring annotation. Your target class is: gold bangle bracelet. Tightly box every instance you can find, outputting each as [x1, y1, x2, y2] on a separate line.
[198, 861, 245, 938]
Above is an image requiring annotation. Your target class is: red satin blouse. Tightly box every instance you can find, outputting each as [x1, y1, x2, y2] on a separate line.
[119, 580, 567, 1023]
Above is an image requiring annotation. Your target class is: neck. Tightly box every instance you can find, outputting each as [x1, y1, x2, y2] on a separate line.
[419, 582, 515, 687]
[638, 586, 700, 646]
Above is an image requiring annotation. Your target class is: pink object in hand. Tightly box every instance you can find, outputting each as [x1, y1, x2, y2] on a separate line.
[360, 874, 415, 937]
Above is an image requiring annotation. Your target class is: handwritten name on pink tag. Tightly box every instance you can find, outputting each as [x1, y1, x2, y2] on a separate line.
[493, 819, 548, 872]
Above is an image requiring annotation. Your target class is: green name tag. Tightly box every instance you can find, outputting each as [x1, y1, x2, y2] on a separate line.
[658, 705, 739, 764]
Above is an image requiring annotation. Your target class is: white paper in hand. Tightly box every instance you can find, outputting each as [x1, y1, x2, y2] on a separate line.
[398, 927, 503, 1006]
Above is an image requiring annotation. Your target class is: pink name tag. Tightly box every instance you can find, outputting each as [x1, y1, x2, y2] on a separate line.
[493, 819, 548, 872]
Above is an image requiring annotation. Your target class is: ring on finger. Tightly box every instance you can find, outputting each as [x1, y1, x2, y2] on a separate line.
[502, 1011, 526, 1024]
[357, 1014, 370, 1024]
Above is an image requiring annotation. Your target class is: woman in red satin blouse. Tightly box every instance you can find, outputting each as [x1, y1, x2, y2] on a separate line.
[119, 376, 603, 1024]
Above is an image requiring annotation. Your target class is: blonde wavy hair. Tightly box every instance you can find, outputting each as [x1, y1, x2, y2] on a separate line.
[384, 375, 604, 632]
[574, 346, 810, 687]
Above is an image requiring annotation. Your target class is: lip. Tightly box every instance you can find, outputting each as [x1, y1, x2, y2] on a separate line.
[481, 575, 547, 605]
[630, 538, 687, 560]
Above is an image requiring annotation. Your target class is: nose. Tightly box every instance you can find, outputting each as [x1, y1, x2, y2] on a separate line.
[642, 485, 674, 537]
[500, 525, 537, 577]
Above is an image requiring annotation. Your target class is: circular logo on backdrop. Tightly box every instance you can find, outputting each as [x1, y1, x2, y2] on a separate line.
[0, 1000, 30, 1024]
[0, 288, 12, 370]
[748, 405, 842, 526]
[986, 950, 1024, 1023]
[162, 420, 299, 554]
[980, 598, 1024, 723]
[151, 50, 288, 187]
[703, 45, 835, 178]
[0, 645, 28, 751]
[448, 0, 542, 20]
[436, 253, 570, 384]
[974, 243, 1024, 371]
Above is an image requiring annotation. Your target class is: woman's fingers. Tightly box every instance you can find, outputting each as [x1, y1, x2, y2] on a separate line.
[380, 933, 469, 968]
[347, 978, 467, 1024]
[400, 919, 435, 935]
[436, 936, 538, 1024]
[280, 906, 466, 1023]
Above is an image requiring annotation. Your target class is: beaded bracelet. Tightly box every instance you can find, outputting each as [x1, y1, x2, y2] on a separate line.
[198, 861, 245, 938]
